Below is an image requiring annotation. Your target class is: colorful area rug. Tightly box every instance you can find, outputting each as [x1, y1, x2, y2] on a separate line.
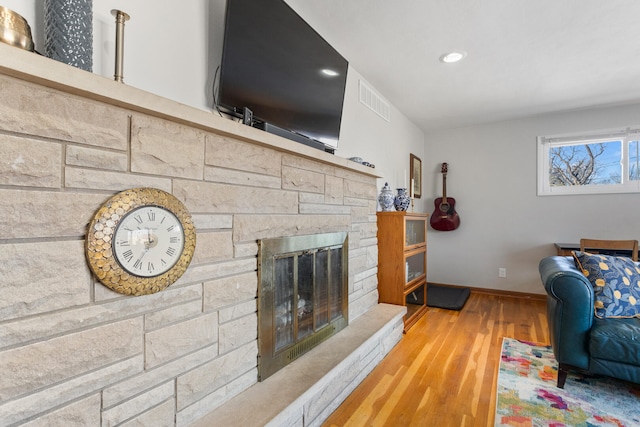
[496, 338, 640, 427]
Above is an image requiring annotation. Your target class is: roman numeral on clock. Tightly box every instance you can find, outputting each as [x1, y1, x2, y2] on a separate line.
[166, 247, 177, 257]
[122, 250, 133, 262]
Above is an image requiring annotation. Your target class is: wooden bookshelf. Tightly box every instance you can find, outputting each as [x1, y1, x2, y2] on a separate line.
[377, 211, 428, 331]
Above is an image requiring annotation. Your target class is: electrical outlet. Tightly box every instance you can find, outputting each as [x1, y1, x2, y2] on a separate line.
[499, 268, 506, 278]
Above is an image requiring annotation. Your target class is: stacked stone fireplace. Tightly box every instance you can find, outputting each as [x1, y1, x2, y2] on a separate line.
[0, 44, 405, 427]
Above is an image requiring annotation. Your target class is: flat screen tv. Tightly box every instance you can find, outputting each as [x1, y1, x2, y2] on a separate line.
[217, 0, 349, 151]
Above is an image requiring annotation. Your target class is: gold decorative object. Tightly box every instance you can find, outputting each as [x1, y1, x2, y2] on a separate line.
[86, 188, 196, 296]
[111, 9, 130, 83]
[0, 6, 34, 51]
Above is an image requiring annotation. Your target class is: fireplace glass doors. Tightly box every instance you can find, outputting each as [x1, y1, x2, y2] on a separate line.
[258, 232, 348, 381]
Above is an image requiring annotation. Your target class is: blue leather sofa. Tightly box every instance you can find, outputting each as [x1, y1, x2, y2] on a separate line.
[540, 256, 640, 388]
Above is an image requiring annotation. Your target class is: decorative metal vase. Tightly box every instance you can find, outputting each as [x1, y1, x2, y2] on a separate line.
[394, 188, 410, 211]
[0, 7, 35, 51]
[378, 182, 395, 212]
[44, 0, 93, 71]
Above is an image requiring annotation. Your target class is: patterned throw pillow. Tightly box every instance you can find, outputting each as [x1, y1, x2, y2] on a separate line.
[573, 251, 640, 318]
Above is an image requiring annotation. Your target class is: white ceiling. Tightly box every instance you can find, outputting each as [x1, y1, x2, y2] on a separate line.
[285, 0, 640, 133]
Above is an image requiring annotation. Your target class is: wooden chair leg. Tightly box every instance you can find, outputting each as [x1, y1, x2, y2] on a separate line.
[557, 365, 569, 388]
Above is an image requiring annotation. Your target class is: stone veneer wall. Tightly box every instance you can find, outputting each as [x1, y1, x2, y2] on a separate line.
[0, 63, 381, 425]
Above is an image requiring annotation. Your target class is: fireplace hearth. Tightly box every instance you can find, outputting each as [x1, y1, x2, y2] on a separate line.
[258, 232, 348, 381]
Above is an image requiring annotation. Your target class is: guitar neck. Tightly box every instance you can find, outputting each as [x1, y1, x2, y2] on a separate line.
[442, 174, 448, 202]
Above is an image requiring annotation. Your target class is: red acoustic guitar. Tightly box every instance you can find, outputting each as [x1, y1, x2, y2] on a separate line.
[430, 163, 460, 231]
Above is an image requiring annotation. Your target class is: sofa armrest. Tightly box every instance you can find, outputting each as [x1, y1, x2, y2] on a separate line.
[539, 256, 594, 370]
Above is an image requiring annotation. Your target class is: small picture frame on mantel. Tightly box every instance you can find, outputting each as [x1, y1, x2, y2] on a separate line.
[410, 154, 422, 198]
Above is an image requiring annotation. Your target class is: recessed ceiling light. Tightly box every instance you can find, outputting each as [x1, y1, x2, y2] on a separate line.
[440, 51, 467, 63]
[321, 68, 340, 77]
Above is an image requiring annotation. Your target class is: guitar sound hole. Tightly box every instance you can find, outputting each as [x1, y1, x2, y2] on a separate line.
[439, 203, 450, 213]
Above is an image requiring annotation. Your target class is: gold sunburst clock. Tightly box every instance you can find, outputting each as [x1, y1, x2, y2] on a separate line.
[86, 188, 196, 296]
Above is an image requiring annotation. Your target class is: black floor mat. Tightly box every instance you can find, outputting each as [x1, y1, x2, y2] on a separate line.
[427, 284, 470, 310]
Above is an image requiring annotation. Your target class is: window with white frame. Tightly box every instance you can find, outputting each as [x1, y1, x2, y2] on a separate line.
[537, 127, 640, 195]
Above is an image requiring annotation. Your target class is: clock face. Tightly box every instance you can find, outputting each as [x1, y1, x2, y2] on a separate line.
[113, 206, 185, 277]
[86, 187, 196, 296]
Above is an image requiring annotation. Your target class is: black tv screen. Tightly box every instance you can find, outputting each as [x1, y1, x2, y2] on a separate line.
[218, 0, 349, 149]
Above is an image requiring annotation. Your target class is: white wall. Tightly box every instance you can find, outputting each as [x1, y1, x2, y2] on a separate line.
[3, 0, 426, 211]
[424, 103, 640, 294]
[4, 0, 221, 109]
[339, 68, 427, 212]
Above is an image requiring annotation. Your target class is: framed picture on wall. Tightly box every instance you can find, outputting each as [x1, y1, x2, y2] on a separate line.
[410, 154, 422, 198]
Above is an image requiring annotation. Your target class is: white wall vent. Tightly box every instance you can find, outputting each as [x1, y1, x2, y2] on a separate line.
[359, 80, 391, 122]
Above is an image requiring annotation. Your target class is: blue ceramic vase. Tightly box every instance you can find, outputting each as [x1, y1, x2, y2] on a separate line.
[394, 188, 410, 211]
[378, 182, 395, 212]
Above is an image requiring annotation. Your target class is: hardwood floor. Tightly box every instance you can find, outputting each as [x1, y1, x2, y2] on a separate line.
[322, 292, 549, 427]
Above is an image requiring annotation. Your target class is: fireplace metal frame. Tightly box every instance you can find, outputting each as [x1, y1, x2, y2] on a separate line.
[257, 232, 348, 381]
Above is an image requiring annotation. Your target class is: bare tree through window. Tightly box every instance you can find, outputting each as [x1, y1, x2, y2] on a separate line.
[631, 141, 639, 181]
[539, 129, 640, 196]
[549, 142, 621, 186]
